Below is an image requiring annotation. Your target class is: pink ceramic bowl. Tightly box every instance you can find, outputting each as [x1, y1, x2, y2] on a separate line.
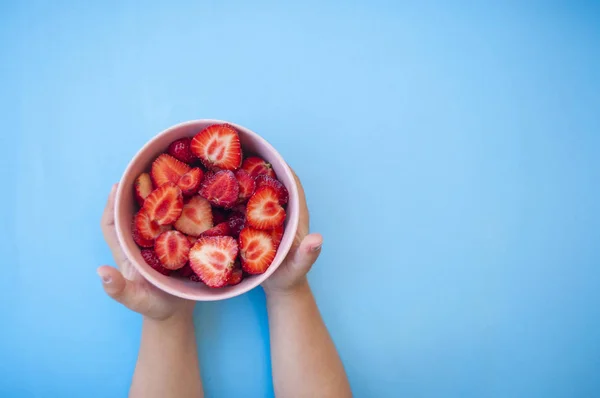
[114, 120, 299, 301]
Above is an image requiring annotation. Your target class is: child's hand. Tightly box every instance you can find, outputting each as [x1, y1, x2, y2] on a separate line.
[98, 184, 195, 320]
[262, 171, 323, 296]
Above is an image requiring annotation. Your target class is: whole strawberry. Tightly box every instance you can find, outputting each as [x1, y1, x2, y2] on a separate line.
[168, 137, 197, 164]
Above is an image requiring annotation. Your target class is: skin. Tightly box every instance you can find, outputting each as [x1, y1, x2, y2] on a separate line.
[99, 172, 351, 398]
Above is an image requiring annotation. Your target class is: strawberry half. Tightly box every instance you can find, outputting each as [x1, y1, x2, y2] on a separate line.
[189, 236, 238, 287]
[151, 154, 191, 187]
[186, 235, 198, 245]
[246, 186, 286, 230]
[255, 175, 289, 205]
[234, 169, 256, 204]
[200, 222, 232, 237]
[141, 249, 172, 276]
[167, 137, 197, 164]
[190, 124, 242, 170]
[133, 210, 171, 244]
[177, 167, 204, 196]
[154, 230, 192, 270]
[199, 170, 239, 208]
[270, 225, 284, 249]
[173, 195, 213, 236]
[239, 227, 276, 274]
[142, 183, 184, 225]
[227, 212, 245, 237]
[134, 173, 154, 206]
[228, 262, 243, 285]
[241, 156, 276, 178]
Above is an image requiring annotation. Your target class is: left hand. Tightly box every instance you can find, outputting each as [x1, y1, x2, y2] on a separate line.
[98, 184, 195, 320]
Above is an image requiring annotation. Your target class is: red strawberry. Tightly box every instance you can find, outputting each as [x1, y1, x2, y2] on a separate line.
[212, 208, 228, 224]
[246, 186, 286, 230]
[151, 154, 191, 187]
[270, 225, 284, 249]
[239, 227, 276, 274]
[141, 249, 172, 276]
[134, 173, 154, 206]
[190, 124, 242, 170]
[177, 167, 204, 196]
[199, 170, 239, 208]
[186, 235, 197, 245]
[189, 236, 238, 287]
[228, 262, 243, 285]
[133, 210, 170, 242]
[154, 230, 192, 270]
[142, 183, 184, 225]
[234, 169, 255, 203]
[200, 222, 233, 237]
[227, 212, 245, 237]
[255, 175, 289, 205]
[167, 137, 197, 164]
[173, 195, 213, 236]
[241, 156, 276, 178]
[178, 263, 196, 278]
[231, 203, 247, 215]
[132, 223, 154, 248]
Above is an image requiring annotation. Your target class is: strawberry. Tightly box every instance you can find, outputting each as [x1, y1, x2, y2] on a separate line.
[154, 230, 192, 270]
[142, 183, 184, 225]
[141, 249, 172, 276]
[177, 263, 196, 278]
[133, 210, 170, 243]
[231, 203, 247, 215]
[177, 167, 204, 196]
[241, 156, 276, 178]
[186, 235, 198, 245]
[134, 173, 154, 206]
[151, 154, 191, 187]
[212, 208, 228, 225]
[132, 223, 154, 248]
[189, 236, 238, 287]
[255, 175, 289, 205]
[190, 124, 242, 170]
[228, 262, 243, 285]
[246, 186, 286, 230]
[173, 195, 213, 236]
[239, 227, 276, 274]
[199, 170, 239, 208]
[234, 169, 255, 203]
[200, 222, 232, 237]
[167, 137, 197, 164]
[270, 225, 284, 249]
[227, 212, 245, 237]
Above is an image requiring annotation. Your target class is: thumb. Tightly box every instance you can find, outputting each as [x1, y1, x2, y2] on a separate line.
[290, 233, 323, 274]
[97, 266, 149, 314]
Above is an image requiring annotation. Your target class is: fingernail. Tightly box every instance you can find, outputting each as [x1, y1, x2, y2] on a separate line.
[311, 244, 322, 252]
[99, 273, 112, 284]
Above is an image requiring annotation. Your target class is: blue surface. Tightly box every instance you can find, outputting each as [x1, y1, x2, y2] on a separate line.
[1, 1, 600, 397]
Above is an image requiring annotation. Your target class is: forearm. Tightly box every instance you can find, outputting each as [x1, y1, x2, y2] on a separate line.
[266, 280, 352, 398]
[130, 312, 203, 398]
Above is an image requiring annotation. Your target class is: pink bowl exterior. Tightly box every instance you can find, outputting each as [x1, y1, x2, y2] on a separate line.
[114, 120, 300, 301]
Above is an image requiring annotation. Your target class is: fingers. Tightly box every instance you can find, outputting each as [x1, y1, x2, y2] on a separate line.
[101, 184, 129, 267]
[97, 266, 150, 314]
[289, 233, 323, 273]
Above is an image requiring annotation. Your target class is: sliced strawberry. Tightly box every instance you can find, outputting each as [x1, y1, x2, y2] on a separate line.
[227, 212, 245, 237]
[190, 124, 242, 170]
[239, 227, 276, 274]
[141, 249, 172, 276]
[199, 170, 239, 208]
[228, 262, 243, 285]
[142, 183, 184, 225]
[173, 195, 213, 236]
[231, 203, 247, 215]
[154, 230, 192, 270]
[212, 208, 228, 224]
[241, 156, 276, 178]
[234, 169, 255, 203]
[177, 263, 196, 278]
[134, 173, 154, 206]
[270, 225, 284, 249]
[167, 137, 197, 164]
[186, 235, 198, 245]
[177, 167, 204, 196]
[246, 186, 286, 230]
[200, 222, 232, 237]
[132, 223, 154, 248]
[189, 236, 238, 287]
[151, 154, 191, 187]
[134, 210, 171, 242]
[255, 175, 289, 205]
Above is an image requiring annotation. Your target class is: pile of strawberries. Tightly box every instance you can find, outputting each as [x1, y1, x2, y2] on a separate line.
[131, 124, 288, 288]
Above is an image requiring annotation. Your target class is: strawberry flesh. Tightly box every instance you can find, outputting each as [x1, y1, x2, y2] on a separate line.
[134, 173, 154, 206]
[234, 169, 256, 204]
[167, 137, 197, 164]
[154, 230, 192, 270]
[151, 154, 191, 187]
[134, 209, 171, 242]
[142, 183, 184, 225]
[199, 170, 239, 208]
[255, 175, 288, 205]
[189, 236, 238, 287]
[190, 124, 242, 170]
[177, 167, 204, 196]
[173, 195, 213, 236]
[141, 249, 172, 275]
[241, 156, 276, 178]
[228, 262, 243, 285]
[246, 186, 286, 230]
[239, 227, 276, 274]
[270, 225, 284, 249]
[200, 222, 232, 237]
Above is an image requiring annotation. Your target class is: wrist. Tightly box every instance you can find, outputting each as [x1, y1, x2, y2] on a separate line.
[144, 307, 194, 326]
[264, 278, 311, 300]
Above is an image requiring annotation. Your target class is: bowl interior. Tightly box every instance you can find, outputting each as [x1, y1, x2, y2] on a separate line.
[114, 120, 299, 301]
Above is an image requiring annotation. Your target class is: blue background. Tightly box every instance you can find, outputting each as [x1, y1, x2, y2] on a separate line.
[1, 1, 599, 397]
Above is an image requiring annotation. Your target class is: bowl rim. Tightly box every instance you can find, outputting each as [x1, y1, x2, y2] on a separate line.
[114, 119, 300, 301]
